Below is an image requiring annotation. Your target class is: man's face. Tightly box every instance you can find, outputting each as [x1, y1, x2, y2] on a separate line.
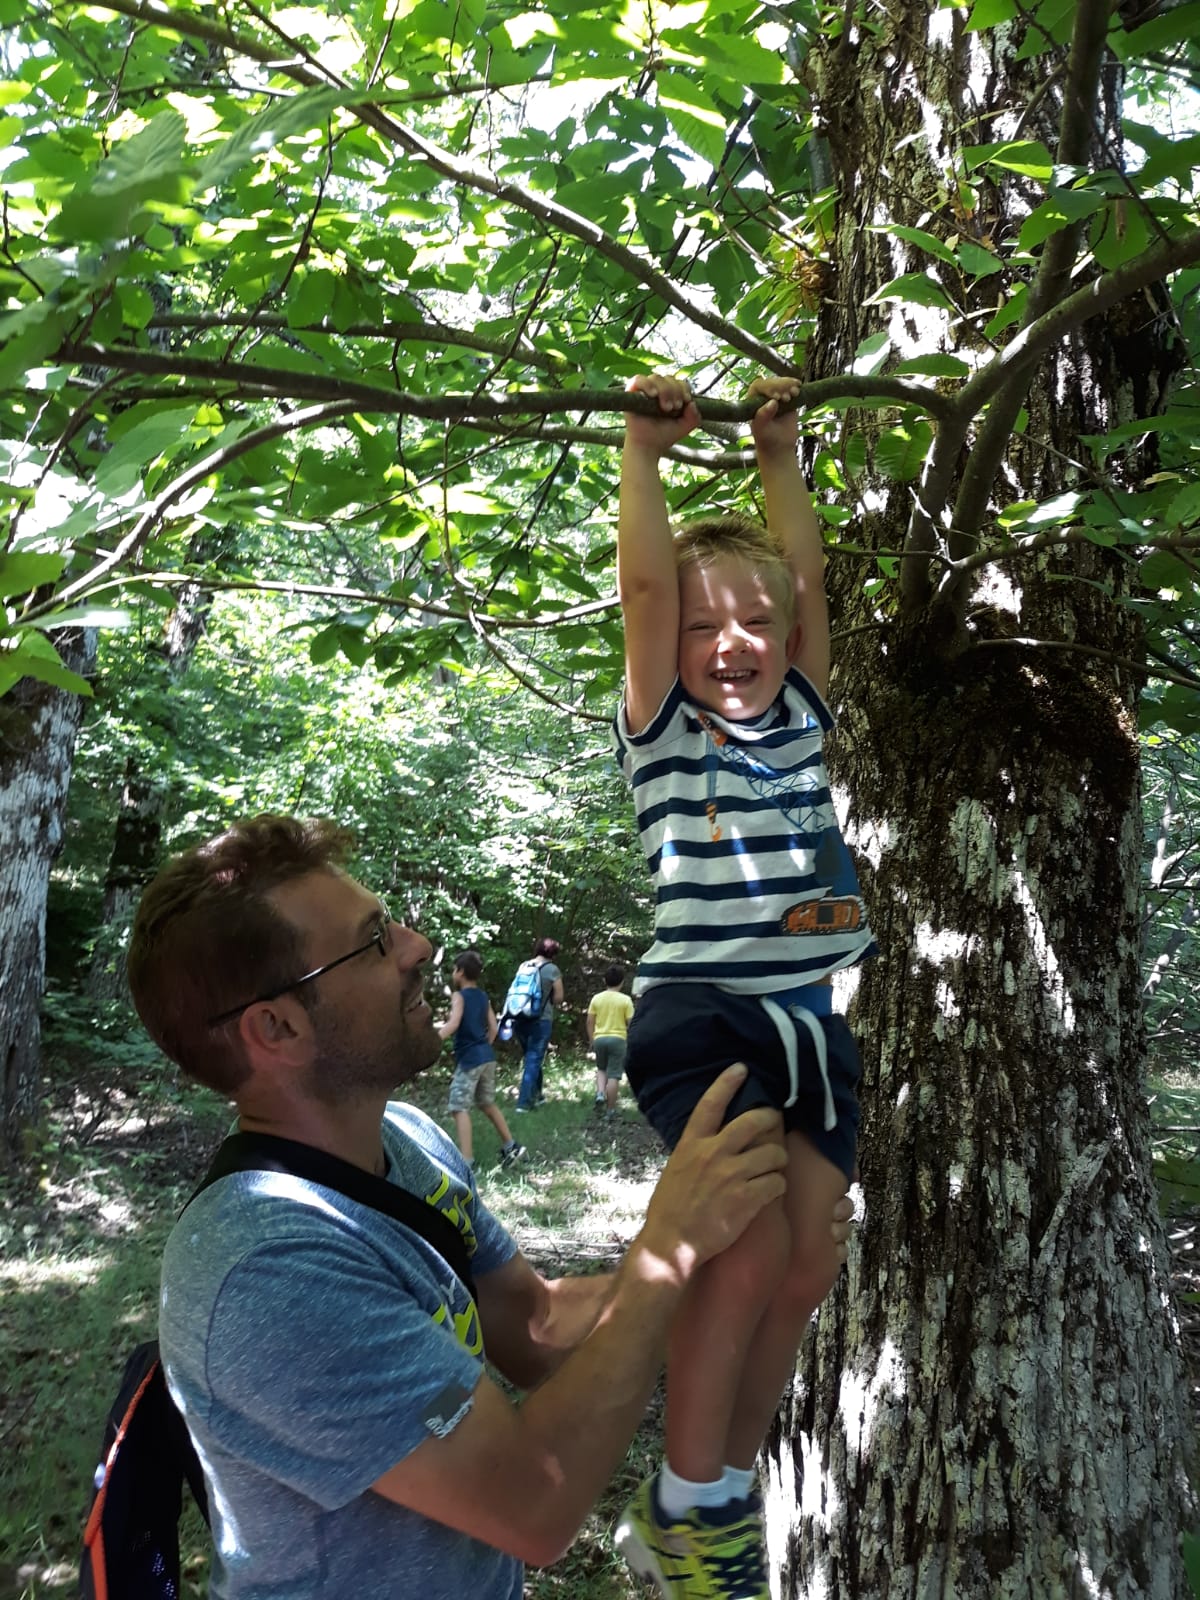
[267, 869, 440, 1100]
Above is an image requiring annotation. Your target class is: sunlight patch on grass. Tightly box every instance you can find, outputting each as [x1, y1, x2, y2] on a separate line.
[0, 1251, 114, 1289]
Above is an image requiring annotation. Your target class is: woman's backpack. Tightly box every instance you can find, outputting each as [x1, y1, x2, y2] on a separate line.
[501, 958, 545, 1022]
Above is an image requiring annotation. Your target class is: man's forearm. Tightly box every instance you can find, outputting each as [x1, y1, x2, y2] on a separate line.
[512, 1240, 685, 1556]
[524, 1270, 616, 1382]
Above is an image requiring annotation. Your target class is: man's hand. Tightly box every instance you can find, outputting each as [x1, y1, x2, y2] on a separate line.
[625, 372, 701, 455]
[636, 1065, 787, 1286]
[748, 374, 801, 459]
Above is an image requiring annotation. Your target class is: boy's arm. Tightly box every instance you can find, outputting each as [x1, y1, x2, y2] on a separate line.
[749, 377, 830, 699]
[486, 1002, 499, 1045]
[618, 373, 701, 734]
[436, 992, 464, 1041]
[586, 999, 596, 1044]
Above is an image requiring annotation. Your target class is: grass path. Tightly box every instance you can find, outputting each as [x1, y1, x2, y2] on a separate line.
[4, 1050, 1198, 1599]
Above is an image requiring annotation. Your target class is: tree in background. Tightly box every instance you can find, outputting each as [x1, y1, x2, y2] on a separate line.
[3, 0, 1199, 1589]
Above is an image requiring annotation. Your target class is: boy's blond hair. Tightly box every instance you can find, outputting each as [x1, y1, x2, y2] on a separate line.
[673, 512, 795, 625]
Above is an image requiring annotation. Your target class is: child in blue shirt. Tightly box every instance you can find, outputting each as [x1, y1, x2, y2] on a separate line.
[438, 950, 525, 1171]
[612, 372, 875, 1598]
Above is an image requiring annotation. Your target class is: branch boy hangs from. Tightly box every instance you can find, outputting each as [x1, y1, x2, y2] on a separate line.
[612, 372, 876, 1599]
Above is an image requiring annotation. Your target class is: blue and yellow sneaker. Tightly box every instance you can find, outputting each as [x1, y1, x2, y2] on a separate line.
[613, 1476, 769, 1598]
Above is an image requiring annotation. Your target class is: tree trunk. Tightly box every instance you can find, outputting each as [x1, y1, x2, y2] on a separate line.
[0, 631, 95, 1169]
[764, 8, 1191, 1596]
[88, 569, 213, 1001]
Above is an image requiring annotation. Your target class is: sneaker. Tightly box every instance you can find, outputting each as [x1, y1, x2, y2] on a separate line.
[614, 1477, 768, 1599]
[593, 1093, 606, 1111]
[498, 1142, 526, 1168]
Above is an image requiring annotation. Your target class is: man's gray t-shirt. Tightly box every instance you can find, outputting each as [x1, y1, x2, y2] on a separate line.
[159, 1103, 522, 1599]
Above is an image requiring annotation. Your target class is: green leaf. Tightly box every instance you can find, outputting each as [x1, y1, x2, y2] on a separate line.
[196, 87, 351, 192]
[1140, 551, 1192, 593]
[54, 111, 190, 242]
[1136, 133, 1200, 192]
[0, 304, 68, 390]
[870, 271, 956, 312]
[1168, 484, 1200, 527]
[964, 140, 1054, 181]
[656, 74, 727, 168]
[956, 239, 1003, 278]
[94, 406, 197, 495]
[0, 630, 92, 697]
[966, 0, 1016, 28]
[1018, 188, 1107, 251]
[1182, 1533, 1200, 1600]
[876, 419, 933, 481]
[878, 224, 958, 266]
[0, 550, 67, 599]
[1112, 1, 1200, 61]
[893, 353, 971, 377]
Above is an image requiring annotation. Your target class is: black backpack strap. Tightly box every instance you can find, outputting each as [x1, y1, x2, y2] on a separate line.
[187, 1130, 476, 1300]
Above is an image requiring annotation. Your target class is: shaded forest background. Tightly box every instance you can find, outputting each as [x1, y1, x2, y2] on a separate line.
[4, 0, 1200, 1593]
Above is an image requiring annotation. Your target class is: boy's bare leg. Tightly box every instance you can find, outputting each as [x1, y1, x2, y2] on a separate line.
[482, 1102, 516, 1148]
[452, 1108, 474, 1163]
[723, 1130, 848, 1469]
[595, 1068, 607, 1098]
[606, 1077, 620, 1111]
[664, 1162, 790, 1484]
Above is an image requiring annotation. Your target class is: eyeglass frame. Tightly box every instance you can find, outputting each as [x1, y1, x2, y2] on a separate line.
[206, 905, 393, 1028]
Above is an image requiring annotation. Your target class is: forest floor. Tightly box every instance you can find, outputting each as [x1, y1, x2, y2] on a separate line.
[2, 1051, 1199, 1600]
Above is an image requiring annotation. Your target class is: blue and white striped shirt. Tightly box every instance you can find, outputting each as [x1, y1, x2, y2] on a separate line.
[614, 670, 876, 994]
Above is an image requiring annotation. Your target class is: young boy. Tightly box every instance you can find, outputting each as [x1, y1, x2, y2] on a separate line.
[586, 963, 635, 1113]
[437, 950, 526, 1170]
[612, 372, 876, 1598]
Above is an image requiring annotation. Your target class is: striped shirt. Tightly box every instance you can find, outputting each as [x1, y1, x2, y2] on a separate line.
[613, 670, 876, 994]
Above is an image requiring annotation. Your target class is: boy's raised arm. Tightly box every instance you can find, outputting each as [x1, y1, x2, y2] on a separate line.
[618, 373, 699, 734]
[748, 376, 830, 699]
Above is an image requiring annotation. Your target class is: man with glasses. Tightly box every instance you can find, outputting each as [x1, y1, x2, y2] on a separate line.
[128, 814, 852, 1599]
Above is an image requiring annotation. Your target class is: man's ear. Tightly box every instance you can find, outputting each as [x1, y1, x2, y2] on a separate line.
[237, 997, 312, 1064]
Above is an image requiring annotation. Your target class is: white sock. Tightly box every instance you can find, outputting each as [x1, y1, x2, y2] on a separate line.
[658, 1463, 728, 1519]
[722, 1464, 757, 1500]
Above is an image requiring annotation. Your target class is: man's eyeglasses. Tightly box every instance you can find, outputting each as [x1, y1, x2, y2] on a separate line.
[207, 907, 392, 1028]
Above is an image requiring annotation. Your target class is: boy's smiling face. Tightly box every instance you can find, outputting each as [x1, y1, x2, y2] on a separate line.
[677, 557, 799, 721]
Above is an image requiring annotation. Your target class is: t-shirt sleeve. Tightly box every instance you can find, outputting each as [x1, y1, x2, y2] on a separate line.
[202, 1232, 485, 1511]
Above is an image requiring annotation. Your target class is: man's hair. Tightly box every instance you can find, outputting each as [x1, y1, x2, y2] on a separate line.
[453, 950, 484, 982]
[674, 511, 796, 626]
[534, 936, 561, 959]
[127, 815, 356, 1095]
[604, 964, 625, 988]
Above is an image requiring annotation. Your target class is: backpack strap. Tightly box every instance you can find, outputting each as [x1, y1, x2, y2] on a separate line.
[187, 1130, 476, 1300]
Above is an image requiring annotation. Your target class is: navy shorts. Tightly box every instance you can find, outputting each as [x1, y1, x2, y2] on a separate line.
[625, 983, 861, 1181]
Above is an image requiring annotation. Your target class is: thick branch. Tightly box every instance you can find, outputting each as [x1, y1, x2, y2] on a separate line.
[898, 222, 1200, 613]
[900, 0, 1120, 613]
[57, 343, 953, 422]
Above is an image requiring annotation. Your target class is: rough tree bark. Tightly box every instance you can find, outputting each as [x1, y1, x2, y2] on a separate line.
[764, 7, 1191, 1598]
[87, 569, 214, 1001]
[0, 631, 95, 1169]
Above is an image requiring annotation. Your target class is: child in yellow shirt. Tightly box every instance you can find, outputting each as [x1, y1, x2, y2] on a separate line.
[586, 964, 636, 1114]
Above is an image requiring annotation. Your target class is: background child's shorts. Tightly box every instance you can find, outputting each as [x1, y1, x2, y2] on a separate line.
[625, 983, 860, 1182]
[447, 1058, 498, 1113]
[593, 1036, 627, 1079]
